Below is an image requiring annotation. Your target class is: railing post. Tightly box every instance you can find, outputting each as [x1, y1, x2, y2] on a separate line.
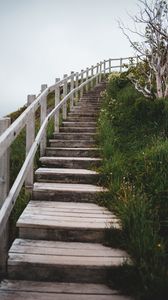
[0, 117, 10, 276]
[54, 78, 60, 133]
[75, 72, 79, 101]
[80, 70, 84, 98]
[99, 62, 102, 82]
[96, 63, 99, 85]
[120, 58, 123, 73]
[109, 59, 112, 73]
[0, 118, 11, 207]
[70, 72, 74, 110]
[104, 60, 106, 74]
[25, 94, 36, 189]
[91, 65, 94, 88]
[40, 84, 47, 156]
[63, 74, 68, 119]
[86, 68, 89, 92]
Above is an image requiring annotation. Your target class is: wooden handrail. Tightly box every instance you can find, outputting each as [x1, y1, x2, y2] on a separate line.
[0, 56, 140, 273]
[0, 73, 98, 236]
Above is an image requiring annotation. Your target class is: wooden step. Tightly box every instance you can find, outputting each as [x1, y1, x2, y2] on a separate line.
[35, 168, 100, 184]
[66, 117, 98, 122]
[49, 140, 96, 148]
[0, 280, 132, 300]
[32, 182, 107, 202]
[17, 201, 121, 243]
[72, 108, 100, 113]
[62, 121, 97, 127]
[53, 133, 97, 141]
[8, 239, 129, 283]
[40, 156, 101, 169]
[45, 147, 99, 158]
[59, 127, 96, 133]
[80, 98, 101, 101]
[68, 113, 98, 118]
[77, 104, 101, 109]
[79, 100, 102, 105]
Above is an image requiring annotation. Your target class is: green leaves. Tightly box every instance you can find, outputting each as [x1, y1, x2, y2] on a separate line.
[98, 74, 168, 298]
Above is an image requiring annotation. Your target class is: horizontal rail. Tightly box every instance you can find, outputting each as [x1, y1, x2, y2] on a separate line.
[0, 73, 98, 236]
[0, 55, 140, 241]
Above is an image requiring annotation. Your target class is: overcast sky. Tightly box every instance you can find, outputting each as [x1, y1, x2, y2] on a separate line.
[0, 0, 139, 117]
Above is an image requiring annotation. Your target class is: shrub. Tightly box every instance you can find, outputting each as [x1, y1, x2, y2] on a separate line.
[98, 72, 168, 299]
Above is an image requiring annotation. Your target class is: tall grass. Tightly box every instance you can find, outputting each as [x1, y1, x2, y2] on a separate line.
[98, 73, 168, 299]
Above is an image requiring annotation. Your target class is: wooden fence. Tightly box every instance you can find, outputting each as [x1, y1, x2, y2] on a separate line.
[0, 56, 139, 274]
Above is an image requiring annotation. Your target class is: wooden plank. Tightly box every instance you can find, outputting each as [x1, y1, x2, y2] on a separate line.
[17, 221, 120, 231]
[0, 118, 10, 206]
[17, 220, 120, 230]
[19, 209, 114, 218]
[45, 148, 99, 151]
[9, 245, 126, 258]
[27, 201, 105, 209]
[19, 208, 114, 218]
[0, 118, 10, 274]
[63, 75, 68, 119]
[19, 202, 114, 216]
[33, 182, 107, 192]
[8, 253, 127, 267]
[18, 213, 117, 222]
[21, 206, 112, 214]
[39, 157, 101, 169]
[54, 78, 60, 133]
[0, 280, 118, 295]
[35, 168, 98, 175]
[9, 240, 129, 265]
[40, 91, 47, 156]
[40, 157, 101, 162]
[0, 291, 132, 300]
[25, 96, 35, 188]
[12, 239, 118, 250]
[17, 214, 114, 223]
[17, 215, 118, 225]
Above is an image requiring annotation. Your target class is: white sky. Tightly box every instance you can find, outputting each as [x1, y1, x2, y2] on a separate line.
[0, 0, 139, 117]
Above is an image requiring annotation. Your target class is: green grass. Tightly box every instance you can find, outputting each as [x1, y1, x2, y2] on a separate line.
[98, 73, 168, 299]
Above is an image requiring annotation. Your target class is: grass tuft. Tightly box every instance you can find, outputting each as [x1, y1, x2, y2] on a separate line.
[98, 72, 168, 299]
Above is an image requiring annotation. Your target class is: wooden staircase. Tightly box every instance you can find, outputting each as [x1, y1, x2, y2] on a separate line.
[0, 83, 131, 299]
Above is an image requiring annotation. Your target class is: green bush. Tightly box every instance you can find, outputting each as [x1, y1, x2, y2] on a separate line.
[98, 72, 168, 299]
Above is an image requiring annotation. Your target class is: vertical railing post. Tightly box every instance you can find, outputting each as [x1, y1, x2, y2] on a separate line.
[63, 74, 68, 120]
[0, 117, 10, 275]
[120, 58, 123, 73]
[70, 72, 74, 110]
[91, 65, 94, 88]
[80, 70, 84, 98]
[40, 84, 47, 156]
[99, 62, 102, 82]
[0, 118, 11, 207]
[109, 59, 112, 73]
[104, 60, 106, 74]
[86, 68, 89, 92]
[25, 94, 36, 189]
[96, 63, 99, 85]
[75, 72, 79, 102]
[54, 78, 60, 133]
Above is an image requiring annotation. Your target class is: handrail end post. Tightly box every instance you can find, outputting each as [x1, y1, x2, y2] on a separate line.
[0, 117, 11, 276]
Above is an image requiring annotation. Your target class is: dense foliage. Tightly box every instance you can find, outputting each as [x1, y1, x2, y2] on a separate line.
[98, 72, 168, 299]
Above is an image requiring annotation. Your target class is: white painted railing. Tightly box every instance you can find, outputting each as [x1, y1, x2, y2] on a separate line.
[0, 56, 139, 274]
